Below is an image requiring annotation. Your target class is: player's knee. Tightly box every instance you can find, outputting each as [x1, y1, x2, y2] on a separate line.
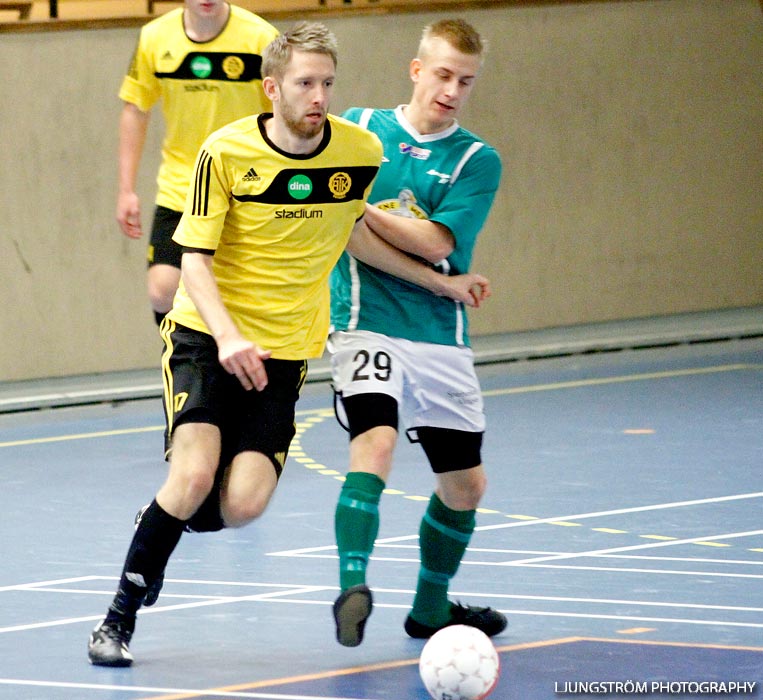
[147, 266, 180, 313]
[186, 464, 217, 501]
[160, 466, 216, 520]
[350, 425, 397, 470]
[220, 453, 280, 528]
[463, 468, 488, 502]
[147, 286, 175, 314]
[221, 490, 271, 528]
[439, 469, 487, 510]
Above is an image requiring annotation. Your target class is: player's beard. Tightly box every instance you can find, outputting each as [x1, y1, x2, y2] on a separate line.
[280, 99, 325, 140]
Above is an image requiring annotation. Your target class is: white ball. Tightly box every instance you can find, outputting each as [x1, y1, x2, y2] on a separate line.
[419, 624, 500, 700]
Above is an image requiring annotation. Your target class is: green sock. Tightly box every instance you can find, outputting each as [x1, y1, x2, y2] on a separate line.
[335, 471, 385, 590]
[410, 492, 475, 627]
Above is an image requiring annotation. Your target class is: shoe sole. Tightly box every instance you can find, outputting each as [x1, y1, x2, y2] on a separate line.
[88, 639, 133, 667]
[333, 585, 373, 647]
[88, 653, 133, 667]
[405, 606, 508, 639]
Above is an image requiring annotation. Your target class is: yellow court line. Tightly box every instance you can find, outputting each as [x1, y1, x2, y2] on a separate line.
[0, 425, 163, 448]
[482, 363, 762, 398]
[0, 408, 334, 449]
[4, 364, 761, 554]
[4, 364, 760, 449]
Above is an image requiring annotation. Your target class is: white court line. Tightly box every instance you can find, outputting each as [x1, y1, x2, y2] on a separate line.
[22, 587, 232, 601]
[503, 529, 763, 566]
[477, 491, 763, 532]
[271, 551, 763, 581]
[3, 582, 762, 637]
[233, 597, 763, 630]
[11, 579, 763, 614]
[0, 575, 104, 593]
[270, 491, 763, 556]
[0, 585, 330, 634]
[0, 577, 328, 595]
[508, 563, 763, 579]
[380, 545, 763, 566]
[0, 679, 377, 700]
[486, 609, 763, 629]
[454, 591, 763, 614]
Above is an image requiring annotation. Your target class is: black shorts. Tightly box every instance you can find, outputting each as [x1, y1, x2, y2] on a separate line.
[147, 205, 183, 269]
[160, 320, 307, 477]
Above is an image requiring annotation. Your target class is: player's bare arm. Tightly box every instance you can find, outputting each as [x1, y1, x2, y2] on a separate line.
[363, 203, 455, 264]
[347, 218, 490, 307]
[116, 102, 151, 239]
[180, 252, 271, 391]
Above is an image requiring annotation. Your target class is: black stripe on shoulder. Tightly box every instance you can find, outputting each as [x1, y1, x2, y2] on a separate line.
[182, 246, 214, 256]
[192, 151, 213, 216]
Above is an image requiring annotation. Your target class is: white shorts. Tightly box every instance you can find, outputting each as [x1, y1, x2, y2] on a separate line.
[328, 330, 485, 433]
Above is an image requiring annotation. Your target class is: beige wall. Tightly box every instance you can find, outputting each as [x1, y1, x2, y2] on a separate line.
[1, 0, 762, 381]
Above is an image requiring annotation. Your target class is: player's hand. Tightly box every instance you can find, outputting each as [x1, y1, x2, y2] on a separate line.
[218, 338, 272, 391]
[116, 191, 143, 239]
[438, 273, 492, 308]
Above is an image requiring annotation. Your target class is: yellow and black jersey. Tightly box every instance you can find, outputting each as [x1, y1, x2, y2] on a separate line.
[118, 6, 278, 211]
[169, 113, 383, 360]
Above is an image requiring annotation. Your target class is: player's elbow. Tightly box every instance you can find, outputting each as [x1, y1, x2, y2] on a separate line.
[422, 239, 455, 264]
[421, 225, 455, 263]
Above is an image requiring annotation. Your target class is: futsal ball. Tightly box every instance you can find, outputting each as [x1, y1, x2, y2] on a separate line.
[419, 624, 500, 700]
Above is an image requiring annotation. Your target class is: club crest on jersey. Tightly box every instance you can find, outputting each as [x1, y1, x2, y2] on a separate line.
[222, 55, 245, 80]
[399, 142, 431, 160]
[329, 172, 351, 199]
[376, 189, 428, 220]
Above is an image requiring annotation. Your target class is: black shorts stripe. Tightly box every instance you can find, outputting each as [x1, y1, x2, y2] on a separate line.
[159, 316, 177, 449]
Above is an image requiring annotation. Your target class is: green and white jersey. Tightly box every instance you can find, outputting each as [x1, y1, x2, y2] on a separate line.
[330, 106, 502, 347]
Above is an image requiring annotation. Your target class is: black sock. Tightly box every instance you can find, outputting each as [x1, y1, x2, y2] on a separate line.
[105, 499, 186, 626]
[185, 485, 225, 533]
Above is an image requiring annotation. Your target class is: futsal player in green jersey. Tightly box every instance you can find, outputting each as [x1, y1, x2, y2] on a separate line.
[329, 19, 507, 647]
[116, 0, 279, 324]
[88, 22, 489, 668]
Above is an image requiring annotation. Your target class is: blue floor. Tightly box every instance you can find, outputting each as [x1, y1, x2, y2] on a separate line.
[1, 334, 762, 699]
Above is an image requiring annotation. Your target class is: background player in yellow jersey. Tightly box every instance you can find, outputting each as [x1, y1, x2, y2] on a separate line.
[88, 21, 490, 668]
[116, 0, 279, 324]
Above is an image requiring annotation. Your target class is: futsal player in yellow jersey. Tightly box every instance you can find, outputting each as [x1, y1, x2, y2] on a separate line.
[89, 22, 490, 668]
[116, 0, 279, 324]
[166, 112, 385, 360]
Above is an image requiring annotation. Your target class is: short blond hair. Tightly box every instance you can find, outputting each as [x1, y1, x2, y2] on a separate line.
[419, 18, 485, 59]
[262, 22, 338, 82]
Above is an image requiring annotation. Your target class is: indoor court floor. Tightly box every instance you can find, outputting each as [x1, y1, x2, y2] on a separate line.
[1, 310, 762, 699]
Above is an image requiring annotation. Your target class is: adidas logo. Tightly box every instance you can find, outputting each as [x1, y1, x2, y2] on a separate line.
[242, 167, 260, 182]
[161, 50, 173, 60]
